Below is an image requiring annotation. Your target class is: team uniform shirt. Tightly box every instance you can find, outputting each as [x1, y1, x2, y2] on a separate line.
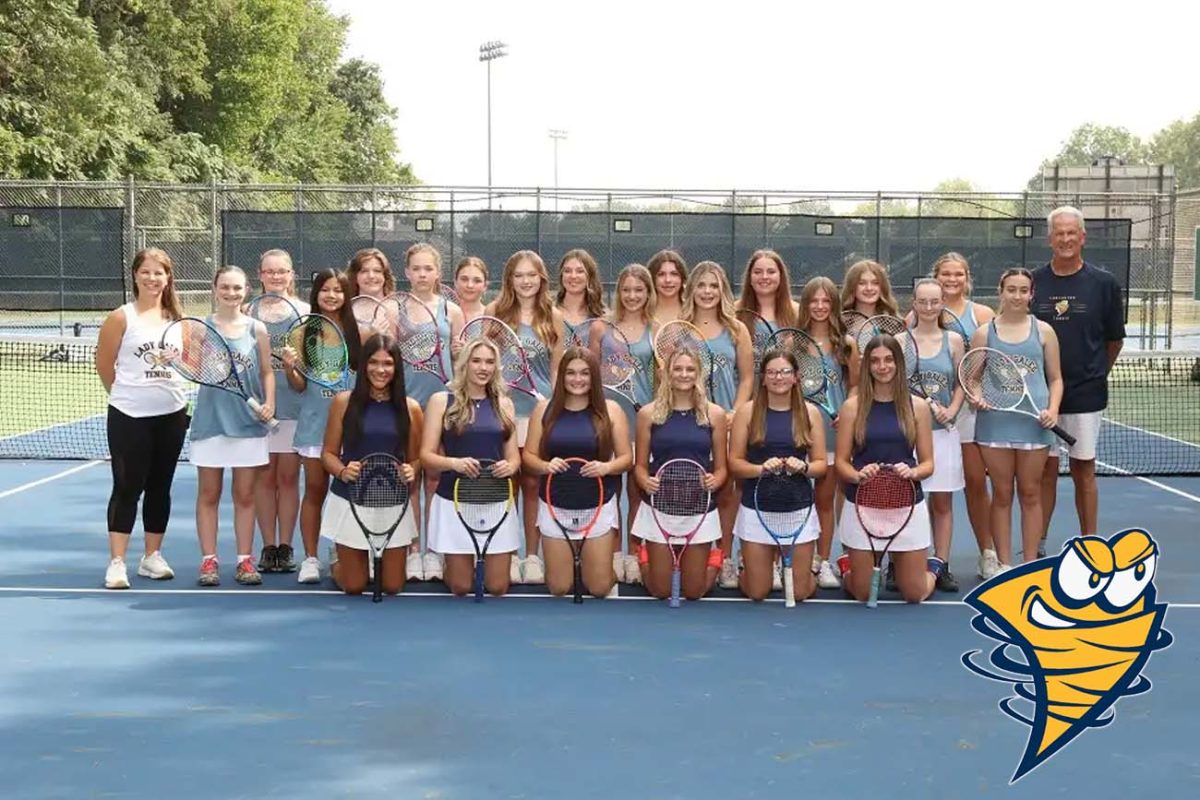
[628, 325, 656, 408]
[974, 319, 1053, 449]
[108, 303, 187, 418]
[293, 335, 354, 454]
[271, 297, 311, 423]
[817, 345, 848, 459]
[631, 408, 721, 545]
[1030, 262, 1124, 414]
[914, 330, 955, 432]
[404, 295, 453, 406]
[189, 317, 269, 442]
[950, 301, 981, 443]
[705, 326, 738, 410]
[512, 321, 553, 419]
[536, 407, 621, 539]
[914, 330, 965, 492]
[734, 407, 820, 546]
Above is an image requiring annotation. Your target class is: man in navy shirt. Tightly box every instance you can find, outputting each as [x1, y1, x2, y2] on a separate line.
[1030, 206, 1125, 545]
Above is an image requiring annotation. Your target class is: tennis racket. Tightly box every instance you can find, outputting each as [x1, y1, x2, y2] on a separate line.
[841, 310, 870, 339]
[284, 314, 350, 388]
[957, 347, 1076, 445]
[855, 467, 918, 608]
[753, 467, 813, 608]
[439, 283, 463, 306]
[160, 317, 279, 431]
[245, 293, 300, 368]
[854, 314, 908, 354]
[385, 292, 449, 381]
[571, 319, 640, 408]
[649, 458, 712, 608]
[346, 453, 412, 603]
[564, 316, 603, 348]
[736, 308, 775, 367]
[899, 333, 956, 432]
[350, 295, 390, 334]
[459, 316, 545, 400]
[653, 320, 715, 395]
[765, 327, 839, 422]
[937, 308, 970, 347]
[544, 457, 606, 604]
[453, 459, 516, 602]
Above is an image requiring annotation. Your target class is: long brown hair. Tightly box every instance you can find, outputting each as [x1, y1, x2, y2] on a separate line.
[737, 249, 797, 328]
[853, 334, 917, 450]
[610, 263, 656, 326]
[539, 347, 613, 460]
[841, 259, 899, 316]
[748, 349, 812, 450]
[308, 268, 362, 370]
[647, 249, 689, 299]
[131, 248, 183, 320]
[796, 276, 852, 366]
[555, 249, 606, 317]
[347, 247, 396, 297]
[493, 250, 559, 348]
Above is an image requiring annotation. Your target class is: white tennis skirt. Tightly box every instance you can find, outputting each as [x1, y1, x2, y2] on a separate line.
[295, 444, 322, 459]
[956, 405, 977, 444]
[537, 496, 619, 540]
[189, 435, 269, 468]
[629, 502, 721, 545]
[734, 504, 820, 546]
[923, 428, 965, 492]
[426, 494, 520, 555]
[267, 420, 298, 454]
[837, 498, 932, 553]
[319, 492, 416, 550]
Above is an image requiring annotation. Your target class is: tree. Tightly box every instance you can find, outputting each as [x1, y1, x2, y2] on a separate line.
[1026, 123, 1150, 191]
[1149, 114, 1200, 190]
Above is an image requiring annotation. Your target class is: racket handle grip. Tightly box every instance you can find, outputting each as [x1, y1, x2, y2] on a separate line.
[1051, 425, 1076, 447]
[783, 566, 796, 608]
[867, 566, 881, 608]
[669, 571, 681, 608]
[473, 559, 485, 603]
[245, 398, 280, 432]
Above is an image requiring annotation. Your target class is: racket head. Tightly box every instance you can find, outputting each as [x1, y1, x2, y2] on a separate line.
[453, 459, 515, 535]
[841, 310, 870, 338]
[958, 347, 1024, 410]
[544, 457, 604, 539]
[439, 283, 462, 306]
[350, 295, 389, 333]
[898, 333, 923, 395]
[245, 294, 300, 366]
[347, 453, 410, 537]
[160, 317, 237, 389]
[938, 308, 970, 346]
[854, 468, 917, 542]
[566, 317, 603, 348]
[650, 458, 711, 539]
[653, 320, 713, 386]
[592, 320, 637, 387]
[385, 292, 440, 367]
[735, 308, 774, 365]
[855, 314, 908, 354]
[752, 469, 813, 546]
[459, 316, 532, 392]
[766, 328, 828, 403]
[285, 314, 349, 387]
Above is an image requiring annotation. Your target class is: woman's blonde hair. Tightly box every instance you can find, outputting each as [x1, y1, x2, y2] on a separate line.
[748, 349, 812, 450]
[131, 248, 183, 320]
[443, 338, 516, 438]
[556, 248, 606, 318]
[681, 261, 738, 336]
[737, 249, 798, 328]
[493, 250, 559, 349]
[796, 276, 852, 366]
[853, 334, 917, 451]
[840, 259, 898, 317]
[649, 347, 711, 427]
[610, 263, 656, 326]
[931, 252, 973, 296]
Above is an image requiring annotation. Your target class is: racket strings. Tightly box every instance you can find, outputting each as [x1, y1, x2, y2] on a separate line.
[961, 351, 1023, 408]
[351, 456, 409, 533]
[287, 317, 348, 382]
[856, 473, 916, 536]
[754, 473, 812, 534]
[170, 322, 236, 387]
[456, 473, 512, 531]
[390, 298, 438, 363]
[653, 463, 708, 516]
[856, 315, 907, 353]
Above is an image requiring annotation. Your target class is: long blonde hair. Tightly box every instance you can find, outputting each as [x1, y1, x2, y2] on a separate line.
[681, 261, 738, 336]
[796, 276, 852, 366]
[649, 348, 711, 427]
[556, 248, 606, 318]
[737, 249, 798, 328]
[493, 250, 559, 348]
[853, 334, 917, 451]
[748, 349, 812, 450]
[443, 338, 516, 438]
[841, 259, 899, 317]
[610, 263, 656, 326]
[131, 248, 183, 320]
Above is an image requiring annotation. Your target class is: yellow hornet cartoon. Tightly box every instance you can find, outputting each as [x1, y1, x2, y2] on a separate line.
[962, 528, 1172, 782]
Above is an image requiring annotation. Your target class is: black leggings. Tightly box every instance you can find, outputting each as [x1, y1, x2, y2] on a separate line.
[106, 406, 189, 534]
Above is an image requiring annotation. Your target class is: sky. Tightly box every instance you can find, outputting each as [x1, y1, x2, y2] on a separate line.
[326, 0, 1200, 194]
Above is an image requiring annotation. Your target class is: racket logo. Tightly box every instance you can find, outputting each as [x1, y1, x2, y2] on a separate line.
[961, 528, 1172, 783]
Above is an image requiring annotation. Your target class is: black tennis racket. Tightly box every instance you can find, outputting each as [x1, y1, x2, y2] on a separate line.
[855, 467, 917, 608]
[753, 467, 813, 608]
[245, 293, 300, 368]
[855, 314, 908, 354]
[544, 457, 605, 604]
[453, 459, 516, 602]
[840, 310, 870, 340]
[650, 458, 712, 608]
[958, 347, 1075, 445]
[346, 453, 412, 603]
[160, 317, 279, 431]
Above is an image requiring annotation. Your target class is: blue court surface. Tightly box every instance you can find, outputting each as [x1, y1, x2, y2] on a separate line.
[1, 461, 1197, 799]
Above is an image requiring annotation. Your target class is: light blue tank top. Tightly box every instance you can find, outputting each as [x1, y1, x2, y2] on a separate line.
[974, 319, 1053, 447]
[190, 318, 268, 441]
[958, 301, 981, 340]
[629, 324, 655, 407]
[914, 331, 955, 431]
[404, 295, 453, 405]
[513, 322, 553, 418]
[818, 345, 848, 453]
[705, 326, 738, 409]
[294, 340, 355, 449]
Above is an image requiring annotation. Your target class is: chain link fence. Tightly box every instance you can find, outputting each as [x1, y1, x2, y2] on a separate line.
[0, 181, 1188, 348]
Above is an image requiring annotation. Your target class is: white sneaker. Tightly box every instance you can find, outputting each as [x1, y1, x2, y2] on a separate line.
[422, 551, 444, 581]
[104, 558, 129, 589]
[510, 555, 523, 583]
[523, 554, 545, 585]
[816, 559, 841, 589]
[137, 551, 174, 580]
[978, 548, 1000, 580]
[623, 553, 642, 585]
[297, 556, 321, 584]
[406, 551, 423, 581]
[718, 558, 739, 589]
[772, 563, 783, 591]
[612, 552, 626, 583]
[994, 563, 1013, 576]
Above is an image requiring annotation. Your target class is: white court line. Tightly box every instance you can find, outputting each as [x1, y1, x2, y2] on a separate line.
[0, 460, 104, 499]
[1091, 458, 1200, 504]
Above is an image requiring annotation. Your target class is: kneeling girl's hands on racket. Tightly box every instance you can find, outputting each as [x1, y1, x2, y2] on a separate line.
[340, 459, 416, 486]
[451, 456, 515, 480]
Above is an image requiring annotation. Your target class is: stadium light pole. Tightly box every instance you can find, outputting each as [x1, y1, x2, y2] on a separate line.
[479, 41, 508, 209]
[548, 129, 568, 214]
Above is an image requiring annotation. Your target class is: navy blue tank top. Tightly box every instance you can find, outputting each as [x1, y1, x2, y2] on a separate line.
[435, 393, 508, 500]
[845, 400, 924, 504]
[740, 408, 814, 509]
[538, 407, 621, 500]
[644, 408, 714, 506]
[331, 400, 401, 502]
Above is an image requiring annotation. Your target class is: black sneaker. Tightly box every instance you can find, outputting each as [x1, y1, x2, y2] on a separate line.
[275, 543, 297, 573]
[257, 545, 278, 573]
[885, 561, 897, 591]
[936, 565, 960, 593]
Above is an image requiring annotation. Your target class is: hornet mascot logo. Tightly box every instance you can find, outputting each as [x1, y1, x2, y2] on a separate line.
[962, 528, 1172, 782]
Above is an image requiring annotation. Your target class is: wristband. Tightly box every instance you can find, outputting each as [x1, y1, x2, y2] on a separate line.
[707, 548, 724, 568]
[638, 542, 649, 566]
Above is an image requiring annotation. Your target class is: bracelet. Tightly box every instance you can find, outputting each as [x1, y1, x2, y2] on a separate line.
[338, 467, 348, 481]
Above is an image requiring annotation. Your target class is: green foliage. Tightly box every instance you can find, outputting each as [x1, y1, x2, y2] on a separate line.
[0, 0, 414, 183]
[1149, 114, 1200, 190]
[1026, 120, 1200, 191]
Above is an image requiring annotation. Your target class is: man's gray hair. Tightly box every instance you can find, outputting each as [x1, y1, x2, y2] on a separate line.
[1047, 205, 1086, 234]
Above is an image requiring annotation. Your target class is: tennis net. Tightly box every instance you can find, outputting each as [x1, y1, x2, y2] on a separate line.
[2, 335, 1198, 475]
